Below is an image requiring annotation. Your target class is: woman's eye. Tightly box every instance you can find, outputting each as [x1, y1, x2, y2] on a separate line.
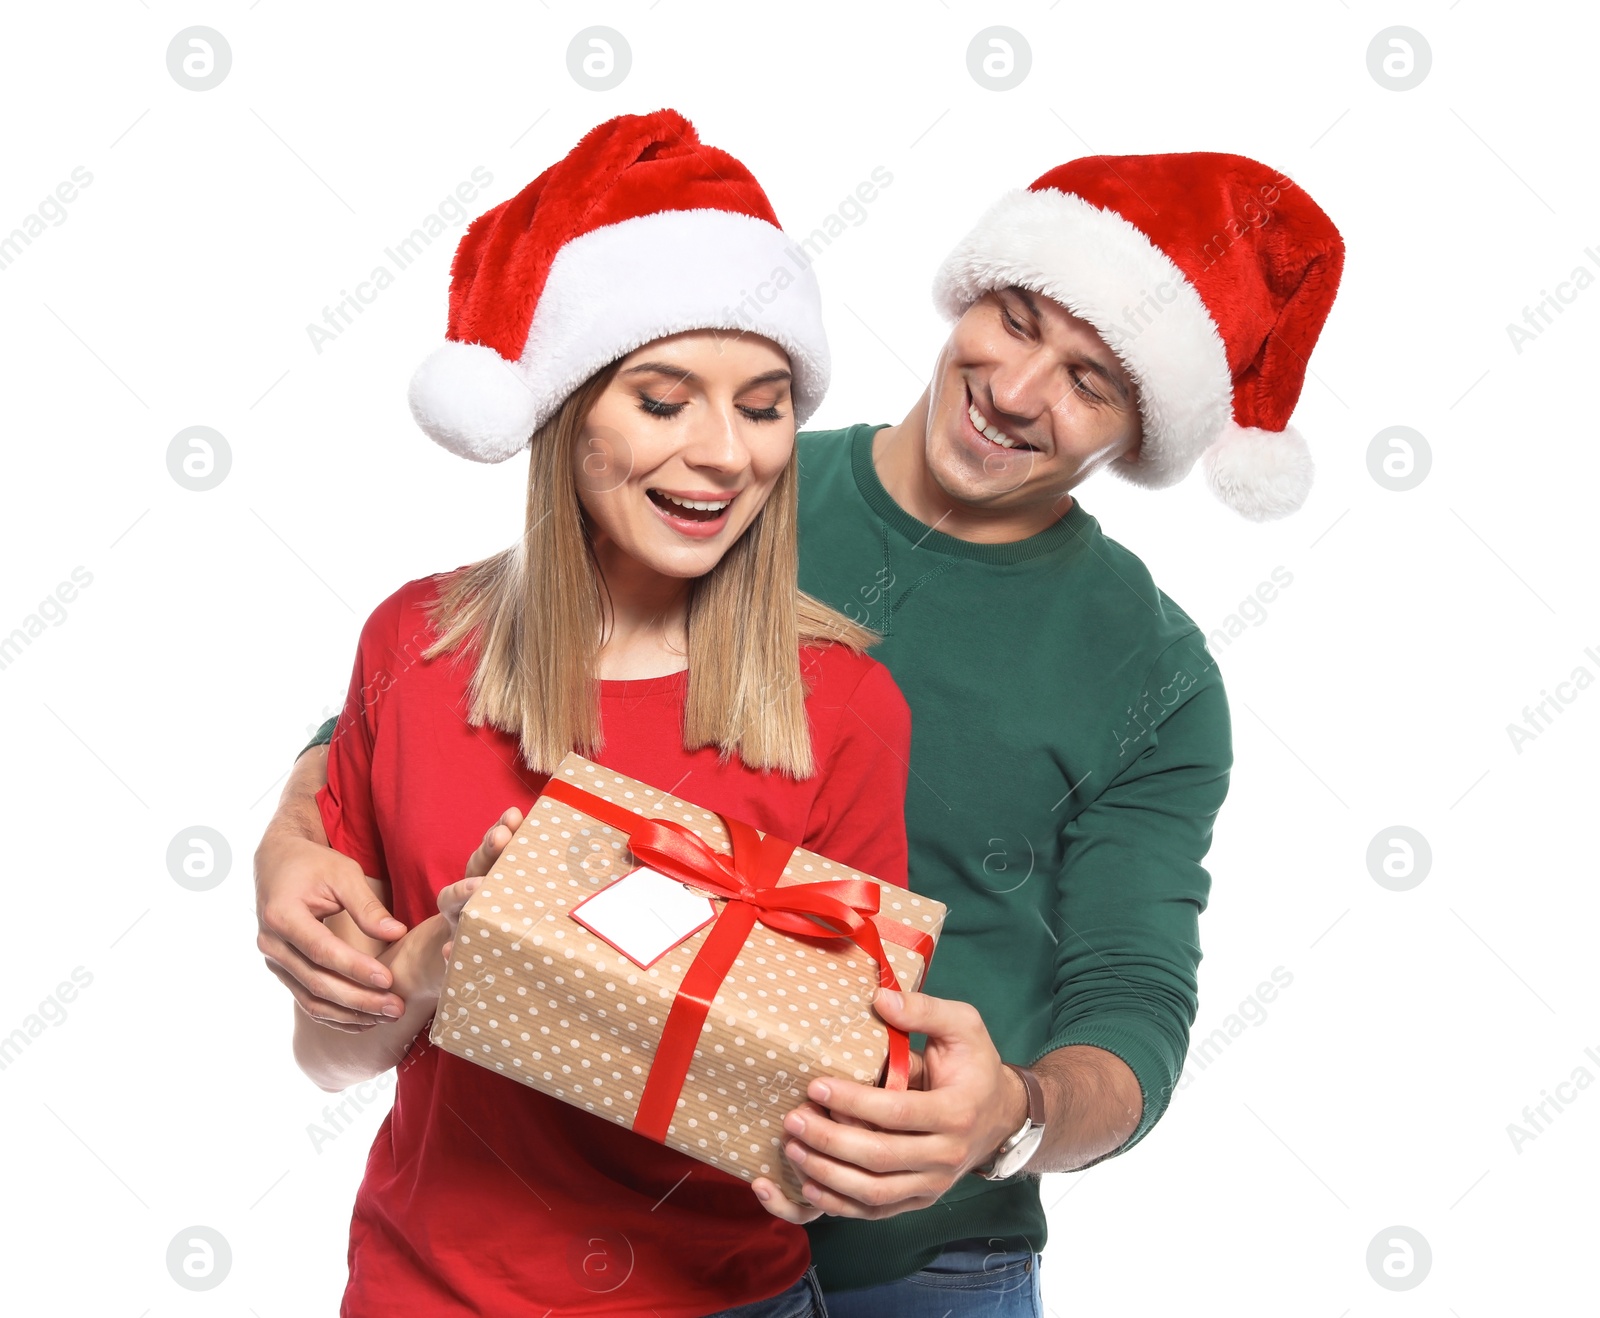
[637, 393, 685, 417]
[738, 404, 783, 422]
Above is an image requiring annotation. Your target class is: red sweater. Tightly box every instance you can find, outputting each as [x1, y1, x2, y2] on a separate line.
[315, 573, 912, 1318]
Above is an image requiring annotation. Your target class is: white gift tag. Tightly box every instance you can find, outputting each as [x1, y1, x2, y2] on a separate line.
[570, 866, 719, 968]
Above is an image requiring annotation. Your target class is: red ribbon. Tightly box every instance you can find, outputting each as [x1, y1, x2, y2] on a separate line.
[540, 776, 930, 1143]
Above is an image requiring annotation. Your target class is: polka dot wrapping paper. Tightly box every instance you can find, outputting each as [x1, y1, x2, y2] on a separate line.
[428, 753, 946, 1202]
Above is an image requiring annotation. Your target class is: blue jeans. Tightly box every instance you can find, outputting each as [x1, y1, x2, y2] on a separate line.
[823, 1238, 1043, 1318]
[706, 1265, 829, 1318]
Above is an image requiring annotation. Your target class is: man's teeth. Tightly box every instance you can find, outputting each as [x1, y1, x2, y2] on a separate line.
[658, 492, 732, 512]
[968, 400, 1024, 449]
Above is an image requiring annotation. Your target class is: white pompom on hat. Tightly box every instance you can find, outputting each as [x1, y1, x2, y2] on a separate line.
[409, 109, 830, 463]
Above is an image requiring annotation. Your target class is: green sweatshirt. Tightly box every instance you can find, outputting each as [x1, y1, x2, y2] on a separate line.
[791, 424, 1230, 1289]
[300, 422, 1231, 1293]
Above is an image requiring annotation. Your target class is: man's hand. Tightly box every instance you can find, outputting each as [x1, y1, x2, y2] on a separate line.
[256, 833, 407, 1029]
[747, 1176, 824, 1224]
[750, 1083, 906, 1224]
[777, 989, 1145, 1218]
[256, 748, 408, 1031]
[775, 988, 1027, 1218]
[751, 1084, 899, 1223]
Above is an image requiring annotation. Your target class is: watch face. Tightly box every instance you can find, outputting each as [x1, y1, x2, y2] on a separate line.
[990, 1122, 1045, 1179]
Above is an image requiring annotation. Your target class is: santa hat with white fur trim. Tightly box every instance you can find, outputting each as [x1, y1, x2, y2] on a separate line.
[932, 152, 1344, 520]
[409, 109, 829, 463]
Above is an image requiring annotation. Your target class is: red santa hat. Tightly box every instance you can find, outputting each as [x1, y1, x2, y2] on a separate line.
[932, 152, 1344, 520]
[409, 109, 829, 463]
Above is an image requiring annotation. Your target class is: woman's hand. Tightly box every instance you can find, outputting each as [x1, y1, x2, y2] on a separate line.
[466, 806, 526, 880]
[437, 874, 481, 964]
[439, 807, 527, 962]
[293, 912, 449, 1091]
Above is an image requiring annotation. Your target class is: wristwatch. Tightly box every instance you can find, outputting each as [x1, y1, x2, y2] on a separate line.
[973, 1063, 1047, 1180]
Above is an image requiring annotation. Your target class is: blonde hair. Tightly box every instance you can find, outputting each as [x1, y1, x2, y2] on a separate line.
[422, 361, 876, 778]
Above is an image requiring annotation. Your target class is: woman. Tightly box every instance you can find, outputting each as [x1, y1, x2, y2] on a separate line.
[292, 111, 911, 1318]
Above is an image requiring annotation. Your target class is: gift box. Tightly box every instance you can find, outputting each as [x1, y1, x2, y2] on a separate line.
[428, 753, 946, 1201]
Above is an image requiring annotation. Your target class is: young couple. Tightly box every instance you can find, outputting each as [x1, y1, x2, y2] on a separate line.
[257, 109, 1343, 1317]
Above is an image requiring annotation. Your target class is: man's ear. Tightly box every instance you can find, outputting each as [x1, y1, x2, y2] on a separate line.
[1120, 395, 1145, 463]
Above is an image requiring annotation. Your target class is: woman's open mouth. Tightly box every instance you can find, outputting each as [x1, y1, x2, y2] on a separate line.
[646, 488, 736, 538]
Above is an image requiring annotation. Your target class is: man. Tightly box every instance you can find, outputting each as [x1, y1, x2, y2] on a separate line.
[257, 150, 1342, 1314]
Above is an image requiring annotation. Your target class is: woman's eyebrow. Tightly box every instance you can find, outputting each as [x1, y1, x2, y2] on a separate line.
[621, 363, 792, 390]
[622, 361, 697, 382]
[739, 369, 793, 389]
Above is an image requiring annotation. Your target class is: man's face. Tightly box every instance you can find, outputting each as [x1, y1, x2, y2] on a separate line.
[921, 287, 1142, 514]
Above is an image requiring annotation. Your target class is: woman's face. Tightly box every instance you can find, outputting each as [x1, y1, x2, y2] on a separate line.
[575, 331, 796, 580]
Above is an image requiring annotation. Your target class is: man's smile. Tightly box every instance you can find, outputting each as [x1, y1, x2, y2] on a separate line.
[964, 385, 1039, 453]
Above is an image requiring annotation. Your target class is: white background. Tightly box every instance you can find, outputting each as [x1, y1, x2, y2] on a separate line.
[1, 2, 1594, 1314]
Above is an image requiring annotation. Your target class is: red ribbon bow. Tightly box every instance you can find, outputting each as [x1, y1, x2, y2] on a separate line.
[541, 776, 923, 1143]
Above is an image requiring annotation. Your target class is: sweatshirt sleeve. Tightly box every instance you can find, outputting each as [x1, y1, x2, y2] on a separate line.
[313, 591, 405, 886]
[298, 715, 339, 758]
[801, 656, 912, 890]
[1034, 633, 1232, 1154]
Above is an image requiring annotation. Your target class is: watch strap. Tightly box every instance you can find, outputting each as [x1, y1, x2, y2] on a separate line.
[1007, 1063, 1047, 1128]
[972, 1063, 1047, 1179]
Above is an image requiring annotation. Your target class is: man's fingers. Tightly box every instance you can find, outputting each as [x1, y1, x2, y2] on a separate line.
[905, 1048, 928, 1091]
[266, 943, 400, 1020]
[749, 1177, 823, 1223]
[338, 874, 406, 943]
[783, 1097, 882, 1136]
[783, 1098, 833, 1126]
[872, 987, 986, 1043]
[781, 1137, 947, 1218]
[783, 1099, 958, 1175]
[266, 961, 380, 1030]
[258, 926, 404, 1018]
[800, 1072, 940, 1132]
[780, 1106, 955, 1212]
[793, 1174, 942, 1220]
[261, 901, 396, 993]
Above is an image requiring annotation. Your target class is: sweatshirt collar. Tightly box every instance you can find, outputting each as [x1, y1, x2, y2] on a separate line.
[850, 424, 1097, 566]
